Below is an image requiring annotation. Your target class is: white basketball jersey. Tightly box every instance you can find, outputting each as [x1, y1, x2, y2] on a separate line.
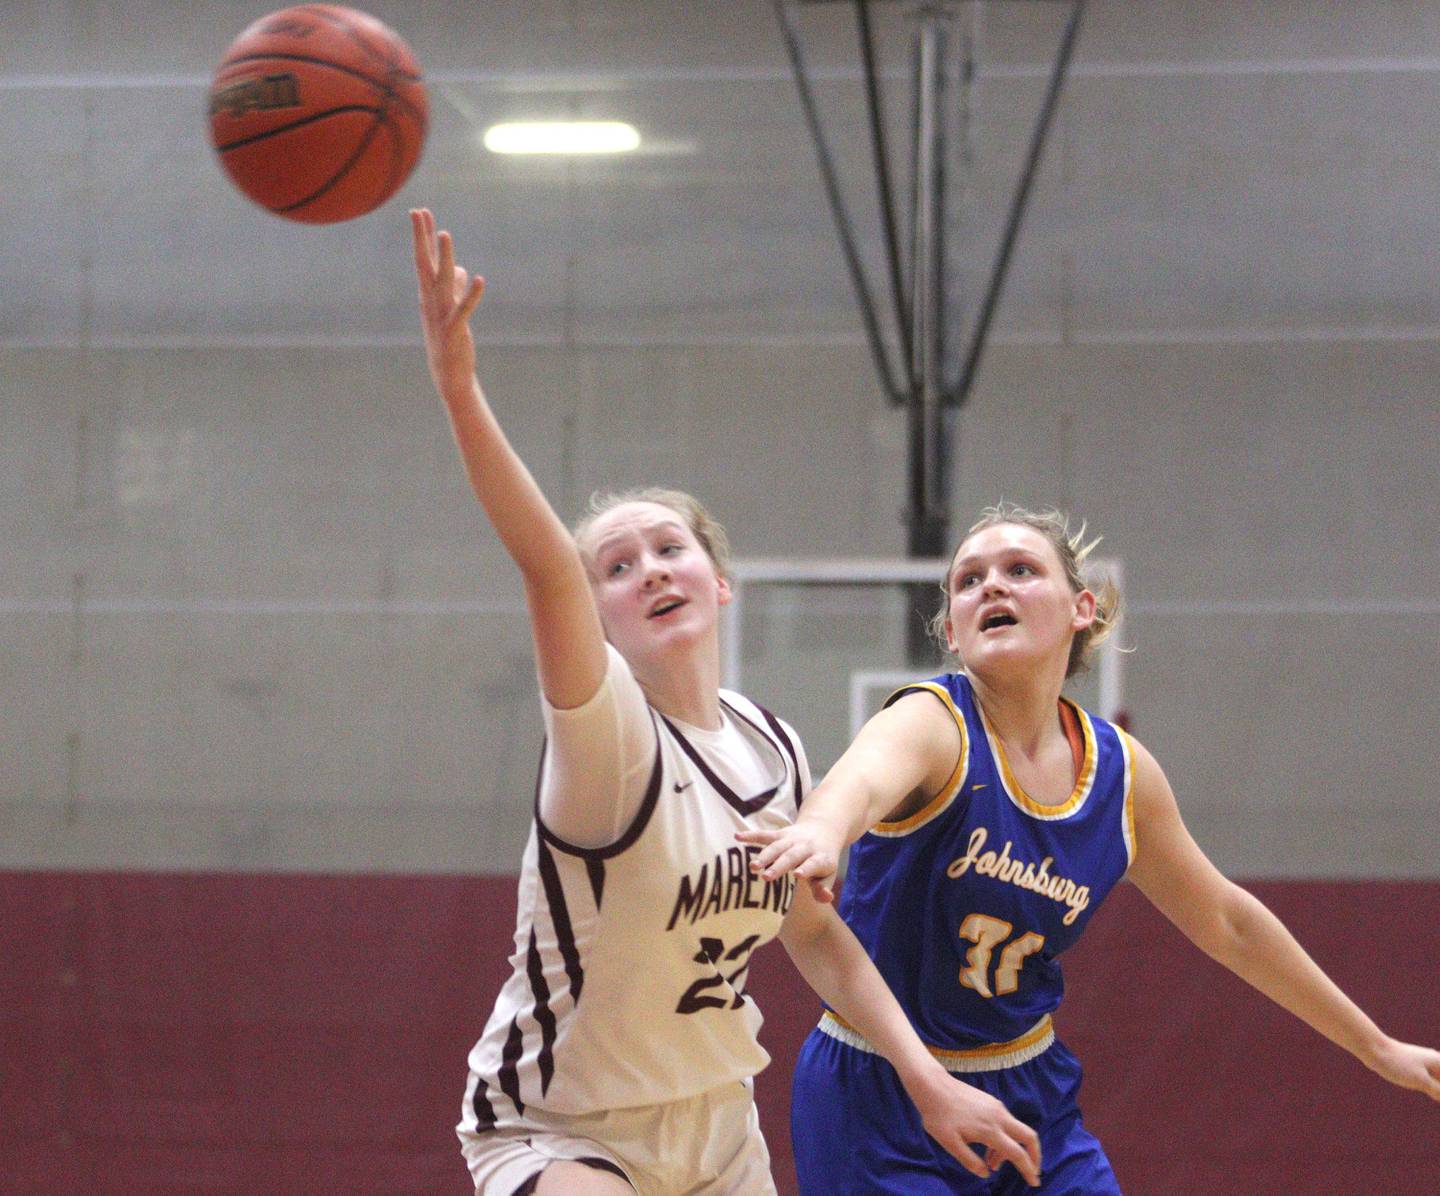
[460, 689, 807, 1125]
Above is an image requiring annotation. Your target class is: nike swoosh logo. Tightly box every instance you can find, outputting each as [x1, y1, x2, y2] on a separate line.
[674, 780, 695, 793]
[971, 783, 987, 791]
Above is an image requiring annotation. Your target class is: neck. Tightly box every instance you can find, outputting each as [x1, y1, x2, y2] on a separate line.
[967, 663, 1067, 755]
[633, 645, 723, 730]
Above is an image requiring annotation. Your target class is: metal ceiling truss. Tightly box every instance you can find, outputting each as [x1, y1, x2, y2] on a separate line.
[774, 0, 1086, 563]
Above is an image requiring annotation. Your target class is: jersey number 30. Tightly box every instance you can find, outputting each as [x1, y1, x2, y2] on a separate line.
[957, 913, 1045, 998]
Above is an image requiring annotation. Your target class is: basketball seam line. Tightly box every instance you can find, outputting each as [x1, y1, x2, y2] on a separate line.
[214, 104, 389, 154]
[272, 102, 396, 214]
[293, 3, 404, 76]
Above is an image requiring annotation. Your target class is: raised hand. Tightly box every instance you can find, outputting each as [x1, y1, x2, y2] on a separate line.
[410, 207, 485, 396]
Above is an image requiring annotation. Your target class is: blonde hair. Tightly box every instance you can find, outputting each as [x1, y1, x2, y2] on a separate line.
[929, 502, 1121, 678]
[573, 487, 732, 577]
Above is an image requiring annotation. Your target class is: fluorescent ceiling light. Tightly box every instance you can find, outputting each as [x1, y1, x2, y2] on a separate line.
[483, 121, 641, 155]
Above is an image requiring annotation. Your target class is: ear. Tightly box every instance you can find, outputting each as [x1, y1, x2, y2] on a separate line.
[943, 612, 959, 655]
[716, 574, 733, 607]
[1072, 588, 1097, 632]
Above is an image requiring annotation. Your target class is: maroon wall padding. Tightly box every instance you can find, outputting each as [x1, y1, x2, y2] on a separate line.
[3, 872, 1437, 1194]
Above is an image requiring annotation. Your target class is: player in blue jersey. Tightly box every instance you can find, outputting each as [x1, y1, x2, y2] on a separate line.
[741, 504, 1440, 1194]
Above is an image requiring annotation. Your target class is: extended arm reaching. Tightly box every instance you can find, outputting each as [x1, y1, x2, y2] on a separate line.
[413, 209, 662, 851]
[1125, 737, 1440, 1103]
[738, 690, 963, 900]
[411, 208, 608, 711]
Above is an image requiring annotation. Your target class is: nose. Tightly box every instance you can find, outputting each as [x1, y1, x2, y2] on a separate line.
[980, 567, 1009, 597]
[640, 552, 671, 588]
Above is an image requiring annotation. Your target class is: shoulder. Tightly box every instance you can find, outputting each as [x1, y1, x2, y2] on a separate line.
[723, 689, 809, 766]
[865, 678, 968, 781]
[1119, 731, 1163, 784]
[541, 643, 658, 762]
[1075, 704, 1139, 774]
[722, 689, 799, 744]
[881, 675, 970, 738]
[885, 670, 969, 704]
[1115, 732, 1179, 829]
[545, 641, 644, 714]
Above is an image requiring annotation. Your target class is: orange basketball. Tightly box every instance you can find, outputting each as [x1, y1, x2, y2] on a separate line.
[208, 5, 428, 224]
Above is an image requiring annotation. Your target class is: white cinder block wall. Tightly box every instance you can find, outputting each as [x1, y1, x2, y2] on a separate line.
[4, 2, 1437, 875]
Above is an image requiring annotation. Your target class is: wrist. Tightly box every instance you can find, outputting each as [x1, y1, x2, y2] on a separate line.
[795, 808, 850, 845]
[1356, 1029, 1393, 1072]
[894, 1053, 951, 1102]
[439, 372, 481, 405]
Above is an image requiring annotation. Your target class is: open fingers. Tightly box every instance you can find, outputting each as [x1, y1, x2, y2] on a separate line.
[962, 1119, 1041, 1188]
[736, 827, 837, 883]
[965, 1135, 1036, 1188]
[759, 843, 824, 881]
[457, 273, 486, 321]
[756, 840, 789, 873]
[437, 228, 457, 296]
[992, 1117, 1042, 1187]
[410, 208, 437, 280]
[942, 1138, 992, 1182]
[753, 833, 806, 873]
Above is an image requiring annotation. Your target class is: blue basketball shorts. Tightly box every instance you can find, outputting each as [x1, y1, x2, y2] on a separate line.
[790, 1024, 1121, 1195]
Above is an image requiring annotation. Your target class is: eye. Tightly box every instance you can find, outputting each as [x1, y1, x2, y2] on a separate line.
[956, 572, 980, 590]
[1010, 563, 1034, 577]
[660, 542, 684, 556]
[606, 559, 630, 577]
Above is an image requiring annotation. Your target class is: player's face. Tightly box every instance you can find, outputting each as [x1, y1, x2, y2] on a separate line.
[943, 523, 1094, 681]
[581, 502, 731, 668]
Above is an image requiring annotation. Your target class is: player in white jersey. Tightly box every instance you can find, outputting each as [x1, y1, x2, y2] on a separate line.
[408, 210, 1043, 1195]
[744, 505, 1440, 1192]
[466, 670, 809, 1122]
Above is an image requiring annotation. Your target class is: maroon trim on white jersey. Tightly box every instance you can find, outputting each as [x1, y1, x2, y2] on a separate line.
[745, 701, 805, 808]
[535, 837, 584, 1003]
[476, 838, 578, 1127]
[480, 734, 672, 1127]
[660, 700, 791, 815]
[471, 1074, 498, 1131]
[524, 925, 558, 1094]
[583, 857, 606, 909]
[498, 1014, 526, 1114]
[535, 710, 667, 860]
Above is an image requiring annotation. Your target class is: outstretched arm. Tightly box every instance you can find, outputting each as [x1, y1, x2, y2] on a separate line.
[738, 691, 962, 900]
[779, 885, 1042, 1186]
[1125, 738, 1440, 1102]
[410, 207, 606, 711]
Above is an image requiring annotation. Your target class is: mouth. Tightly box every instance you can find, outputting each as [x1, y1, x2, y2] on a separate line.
[979, 611, 1018, 633]
[648, 597, 687, 619]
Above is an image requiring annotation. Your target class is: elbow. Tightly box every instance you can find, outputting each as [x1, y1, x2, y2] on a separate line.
[778, 916, 824, 963]
[1192, 882, 1268, 966]
[778, 902, 844, 972]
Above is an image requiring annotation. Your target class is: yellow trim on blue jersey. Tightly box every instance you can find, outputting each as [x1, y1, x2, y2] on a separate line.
[819, 1009, 1055, 1073]
[870, 682, 969, 837]
[979, 696, 1097, 820]
[1119, 728, 1138, 868]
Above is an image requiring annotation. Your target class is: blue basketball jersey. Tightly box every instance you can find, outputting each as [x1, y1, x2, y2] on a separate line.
[836, 673, 1136, 1051]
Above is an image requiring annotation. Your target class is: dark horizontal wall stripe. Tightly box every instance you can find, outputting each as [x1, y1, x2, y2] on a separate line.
[2, 872, 1437, 1194]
